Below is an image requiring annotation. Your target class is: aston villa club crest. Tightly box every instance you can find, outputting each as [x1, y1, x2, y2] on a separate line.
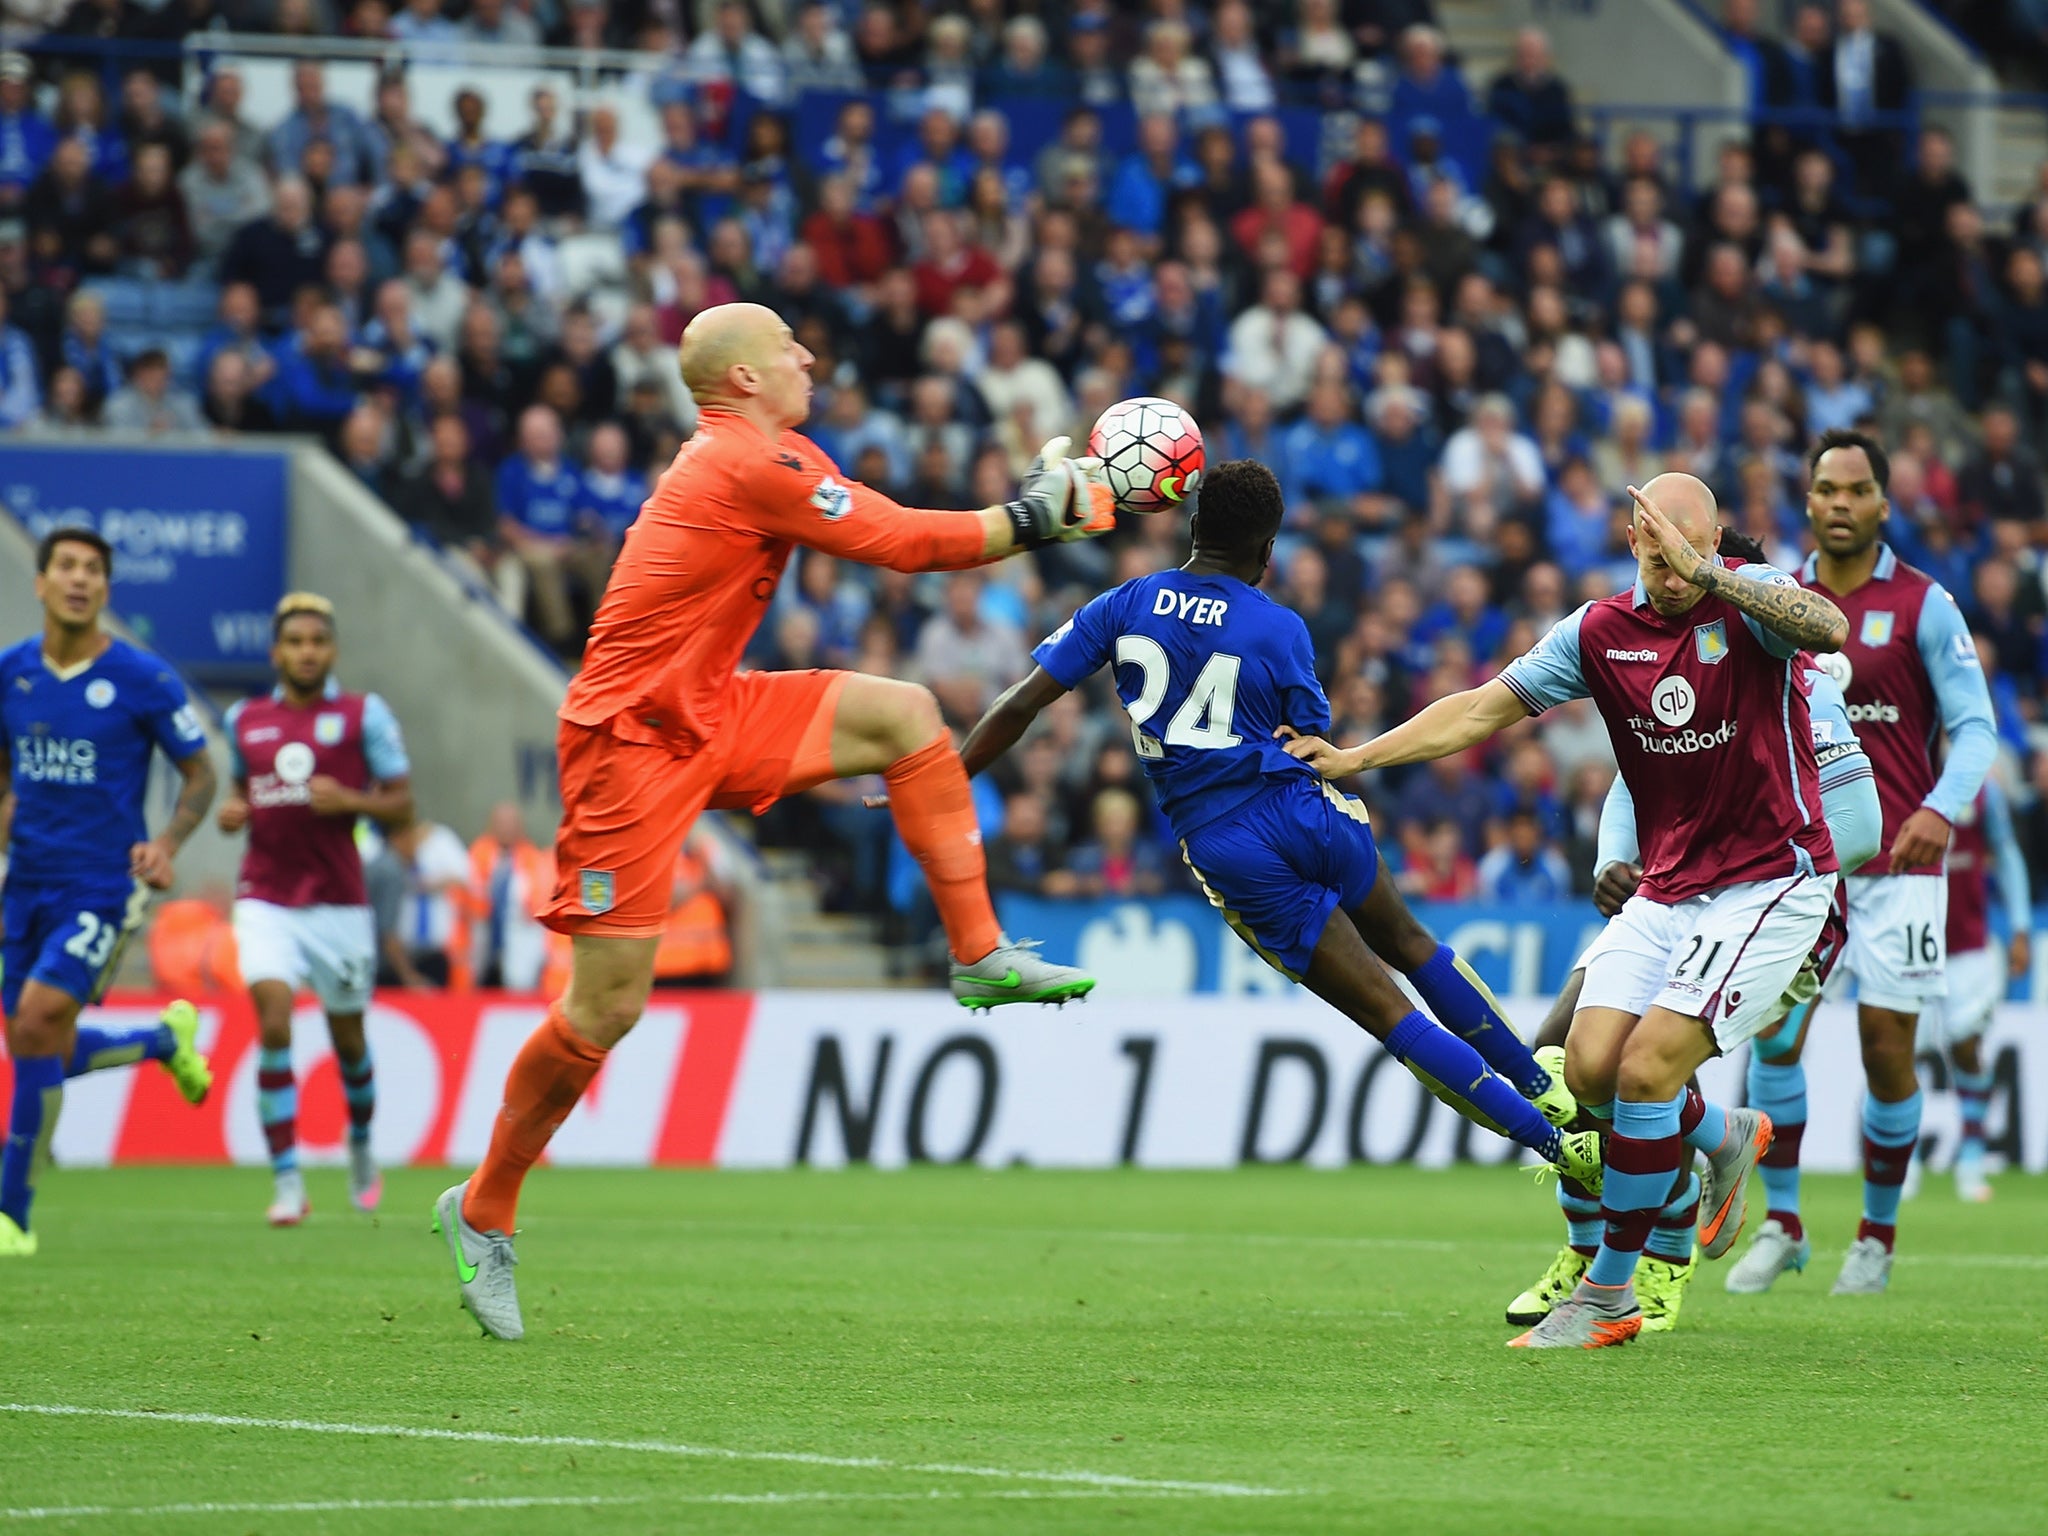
[1861, 611, 1895, 647]
[314, 712, 347, 745]
[579, 869, 616, 914]
[1693, 620, 1729, 665]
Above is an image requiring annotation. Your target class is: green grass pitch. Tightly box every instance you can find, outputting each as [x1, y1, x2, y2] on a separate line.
[1, 1165, 2043, 1534]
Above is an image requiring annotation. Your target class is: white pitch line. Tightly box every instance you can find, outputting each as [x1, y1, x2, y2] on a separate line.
[0, 1488, 1249, 1521]
[0, 1405, 1296, 1499]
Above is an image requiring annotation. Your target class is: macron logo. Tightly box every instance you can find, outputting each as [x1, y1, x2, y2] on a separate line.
[1606, 648, 1659, 662]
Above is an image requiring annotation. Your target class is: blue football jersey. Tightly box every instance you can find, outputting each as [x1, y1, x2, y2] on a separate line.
[1034, 571, 1330, 835]
[1, 637, 208, 884]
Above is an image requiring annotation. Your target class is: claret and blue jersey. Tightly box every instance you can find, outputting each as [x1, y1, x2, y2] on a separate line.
[1033, 569, 1379, 980]
[1, 636, 208, 1015]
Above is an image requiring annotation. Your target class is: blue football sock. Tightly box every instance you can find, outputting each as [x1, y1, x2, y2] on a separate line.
[338, 1048, 375, 1149]
[1589, 1091, 1685, 1288]
[1748, 1055, 1807, 1221]
[1403, 944, 1550, 1099]
[1382, 1011, 1560, 1162]
[256, 1046, 298, 1176]
[1681, 1092, 1729, 1155]
[1, 1056, 65, 1233]
[66, 1022, 176, 1079]
[1862, 1091, 1922, 1231]
[1646, 1171, 1701, 1262]
[1557, 1179, 1602, 1256]
[1953, 1067, 1993, 1159]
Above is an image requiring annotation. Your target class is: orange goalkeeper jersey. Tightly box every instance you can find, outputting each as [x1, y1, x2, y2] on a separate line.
[562, 407, 988, 758]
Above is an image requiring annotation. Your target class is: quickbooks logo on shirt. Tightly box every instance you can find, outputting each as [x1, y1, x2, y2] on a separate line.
[14, 735, 97, 783]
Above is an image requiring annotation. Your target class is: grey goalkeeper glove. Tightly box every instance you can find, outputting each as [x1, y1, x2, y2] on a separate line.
[1003, 436, 1117, 549]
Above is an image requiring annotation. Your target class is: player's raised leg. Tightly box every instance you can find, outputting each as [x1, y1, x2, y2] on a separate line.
[1299, 906, 1602, 1185]
[823, 673, 1091, 1006]
[1344, 859, 1574, 1122]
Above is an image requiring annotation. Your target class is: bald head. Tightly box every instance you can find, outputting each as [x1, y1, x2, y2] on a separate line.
[1631, 472, 1722, 617]
[679, 302, 782, 401]
[677, 301, 816, 428]
[1637, 472, 1717, 543]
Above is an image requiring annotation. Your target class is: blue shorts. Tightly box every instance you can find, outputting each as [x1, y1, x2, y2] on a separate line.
[1178, 776, 1380, 982]
[2, 875, 149, 1019]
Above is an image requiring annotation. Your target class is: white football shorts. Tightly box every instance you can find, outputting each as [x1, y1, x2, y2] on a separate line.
[232, 899, 376, 1014]
[1577, 872, 1841, 1051]
[1837, 872, 1948, 1012]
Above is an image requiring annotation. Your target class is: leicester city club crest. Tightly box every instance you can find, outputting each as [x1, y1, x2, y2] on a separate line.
[314, 712, 347, 745]
[579, 869, 616, 914]
[1693, 620, 1729, 664]
[1861, 611, 1895, 647]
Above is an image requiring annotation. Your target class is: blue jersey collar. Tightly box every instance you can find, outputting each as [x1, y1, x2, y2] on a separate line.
[1800, 542, 1895, 584]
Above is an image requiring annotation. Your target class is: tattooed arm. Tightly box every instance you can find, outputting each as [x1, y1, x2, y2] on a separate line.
[1628, 485, 1849, 653]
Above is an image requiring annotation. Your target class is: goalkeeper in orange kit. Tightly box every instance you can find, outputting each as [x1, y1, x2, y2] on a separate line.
[434, 302, 1115, 1339]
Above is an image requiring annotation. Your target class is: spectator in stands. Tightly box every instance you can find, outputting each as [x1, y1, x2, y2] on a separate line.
[0, 53, 54, 214]
[1391, 23, 1471, 139]
[259, 292, 353, 430]
[1399, 817, 1481, 901]
[220, 175, 326, 325]
[24, 134, 116, 278]
[101, 347, 204, 434]
[367, 816, 472, 990]
[1440, 393, 1543, 530]
[783, 2, 863, 94]
[459, 0, 540, 47]
[914, 569, 1025, 723]
[497, 403, 608, 652]
[509, 86, 583, 220]
[1959, 404, 2047, 531]
[578, 103, 654, 230]
[0, 283, 39, 429]
[467, 801, 551, 992]
[200, 349, 276, 434]
[685, 0, 787, 103]
[986, 790, 1062, 895]
[1064, 787, 1170, 898]
[181, 118, 270, 271]
[268, 61, 377, 187]
[397, 407, 511, 579]
[1208, 1, 1275, 112]
[1818, 0, 1912, 196]
[1487, 27, 1575, 161]
[1224, 268, 1327, 415]
[1880, 347, 1977, 466]
[1128, 17, 1217, 118]
[1897, 125, 1974, 292]
[57, 288, 119, 406]
[1478, 807, 1574, 903]
[2005, 246, 2048, 445]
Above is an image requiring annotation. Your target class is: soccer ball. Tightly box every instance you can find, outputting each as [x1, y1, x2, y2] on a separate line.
[1088, 396, 1206, 514]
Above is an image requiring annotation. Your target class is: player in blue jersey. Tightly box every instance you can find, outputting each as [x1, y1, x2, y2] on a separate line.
[954, 460, 1602, 1187]
[0, 528, 217, 1256]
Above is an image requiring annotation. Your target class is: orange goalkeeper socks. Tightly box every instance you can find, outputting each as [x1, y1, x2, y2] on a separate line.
[462, 1003, 608, 1235]
[884, 731, 1002, 964]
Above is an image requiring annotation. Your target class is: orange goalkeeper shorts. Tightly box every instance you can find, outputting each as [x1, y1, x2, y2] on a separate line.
[539, 669, 846, 937]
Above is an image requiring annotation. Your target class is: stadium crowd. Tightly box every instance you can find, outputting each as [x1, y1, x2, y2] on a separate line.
[4, 0, 2048, 940]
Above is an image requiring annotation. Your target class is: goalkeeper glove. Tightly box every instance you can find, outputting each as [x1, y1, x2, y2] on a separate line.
[1003, 436, 1117, 549]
